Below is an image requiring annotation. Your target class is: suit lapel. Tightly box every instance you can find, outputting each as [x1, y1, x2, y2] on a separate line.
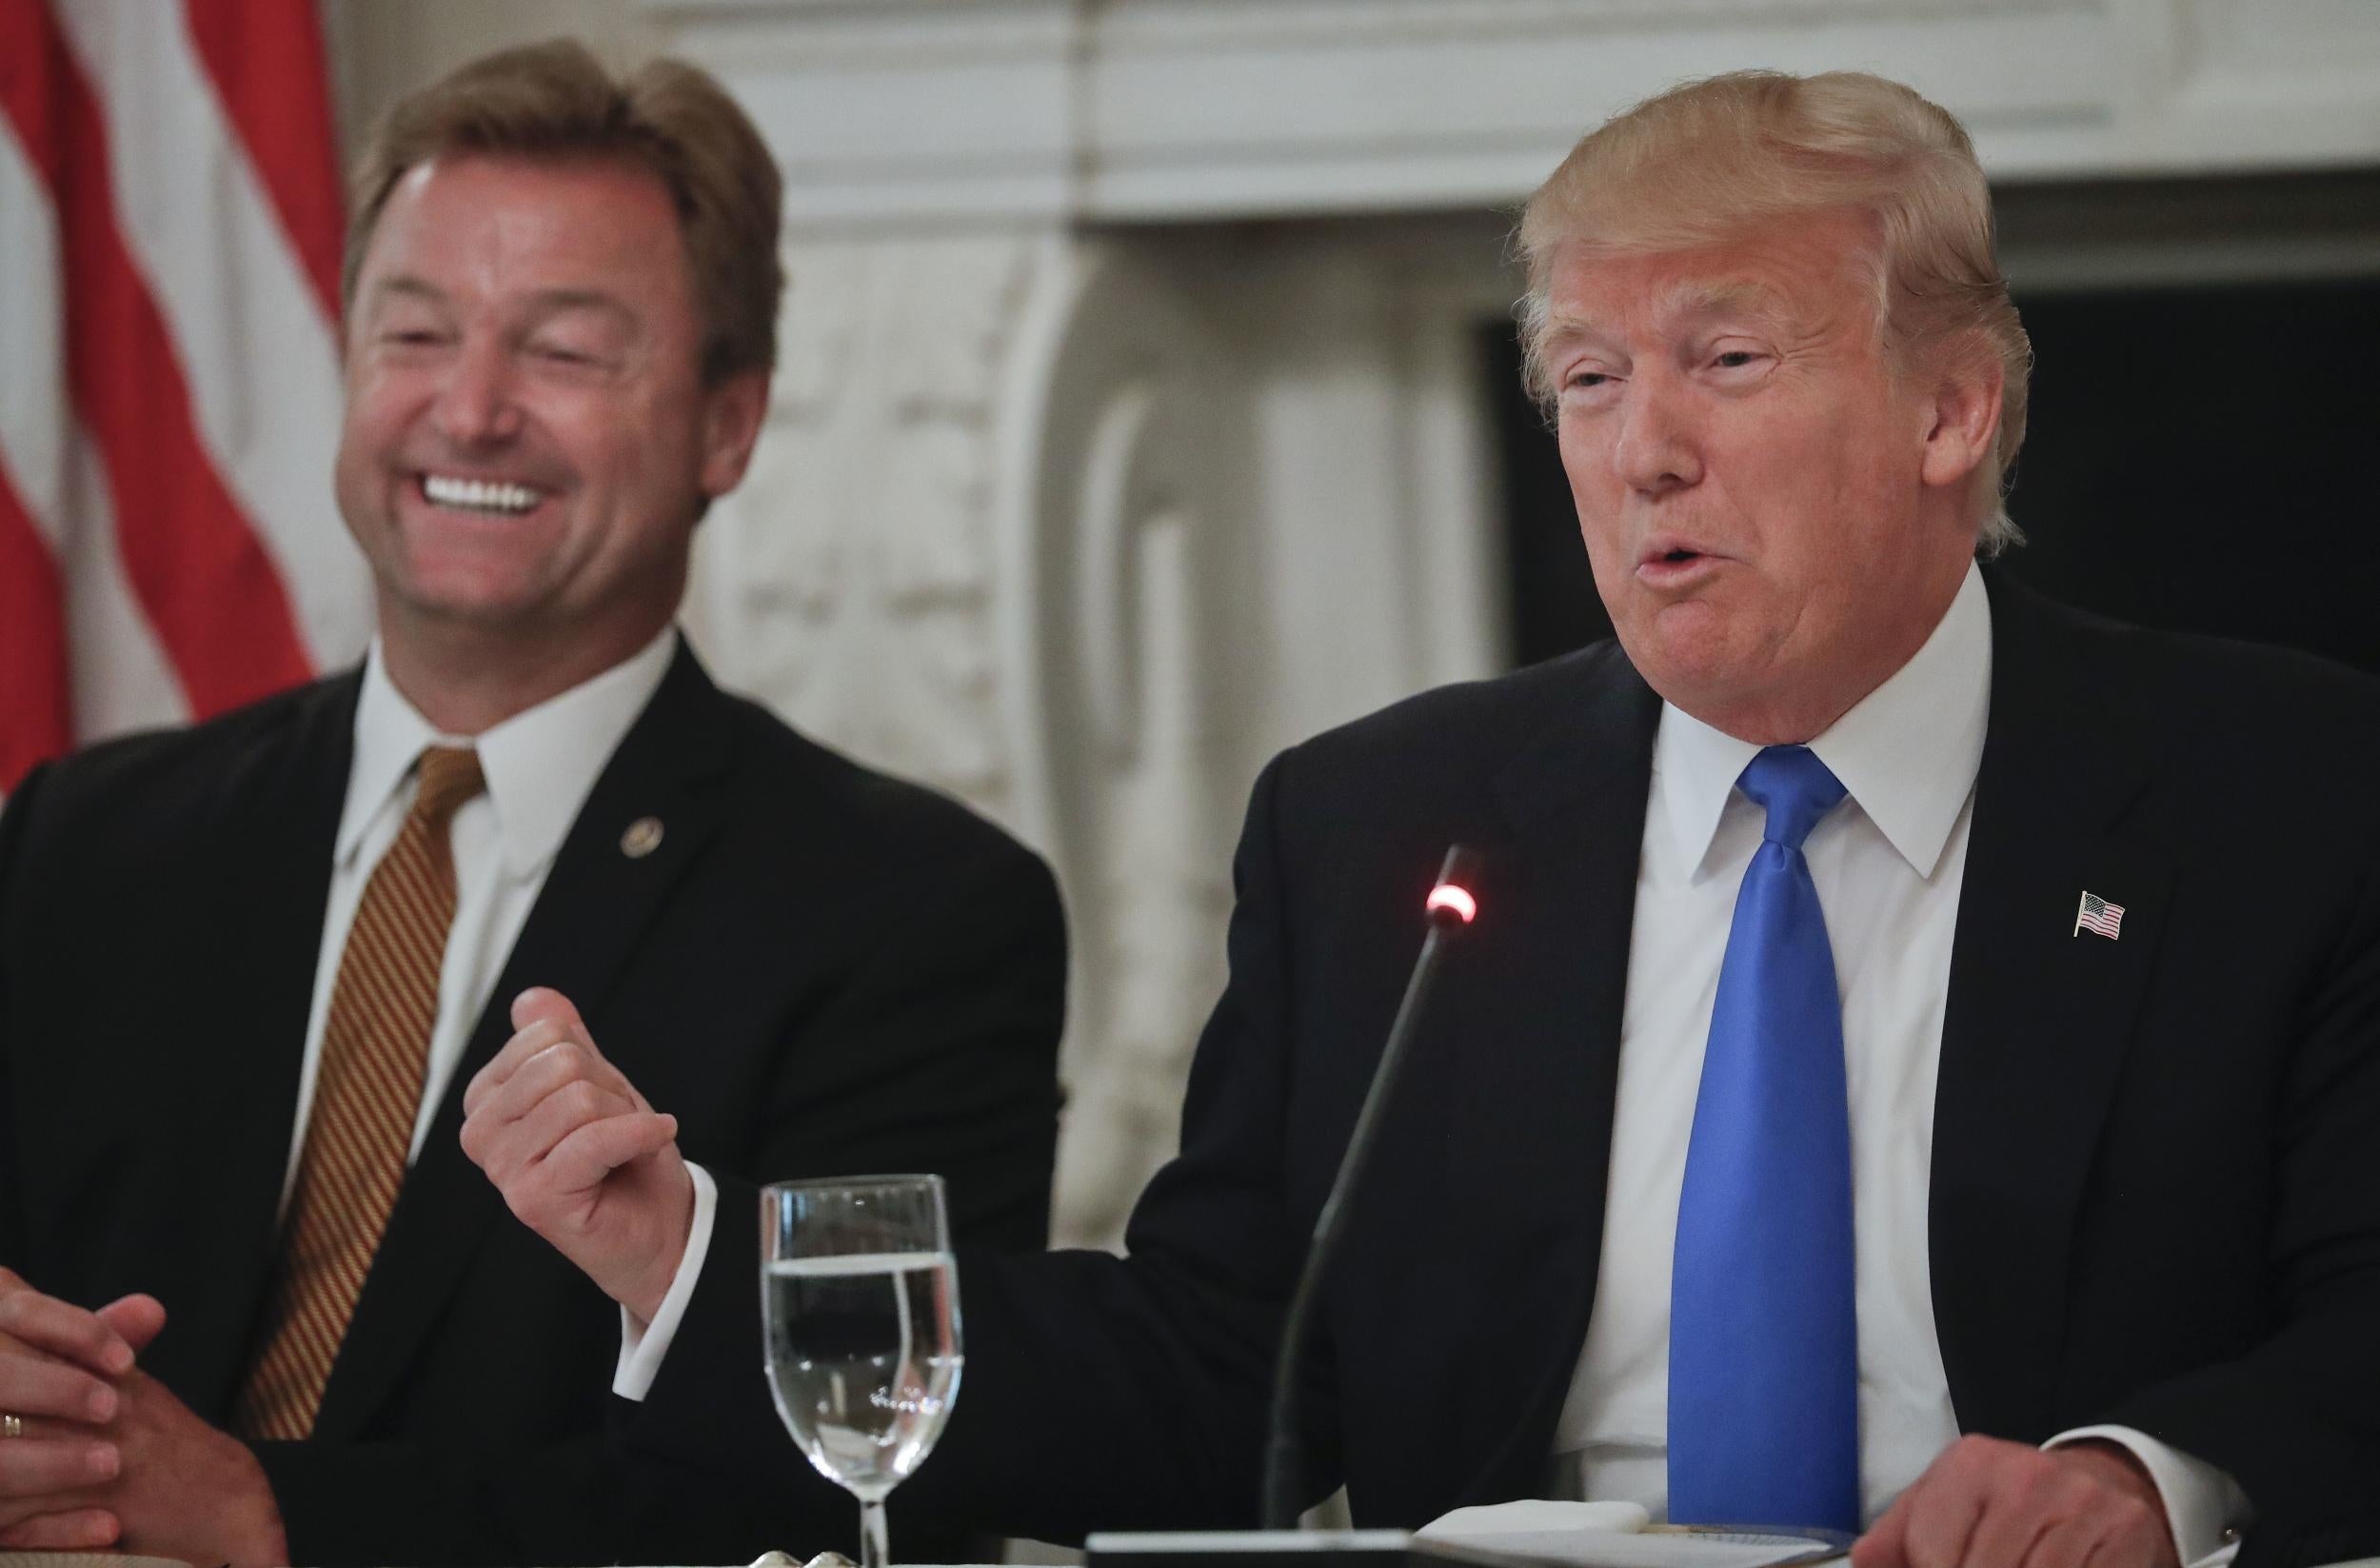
[311, 645, 742, 1438]
[1447, 646, 1659, 1504]
[149, 676, 357, 1419]
[1931, 575, 2177, 1440]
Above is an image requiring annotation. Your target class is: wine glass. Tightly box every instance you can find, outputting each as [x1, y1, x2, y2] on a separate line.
[762, 1175, 963, 1568]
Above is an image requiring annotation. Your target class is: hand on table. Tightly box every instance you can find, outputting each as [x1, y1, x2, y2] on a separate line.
[462, 986, 695, 1323]
[1854, 1435, 2178, 1568]
[0, 1270, 287, 1563]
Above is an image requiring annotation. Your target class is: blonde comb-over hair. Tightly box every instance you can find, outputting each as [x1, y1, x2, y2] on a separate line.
[345, 39, 783, 388]
[1517, 69, 2032, 553]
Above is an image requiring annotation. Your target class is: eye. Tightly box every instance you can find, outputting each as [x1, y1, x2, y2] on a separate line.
[526, 333, 624, 371]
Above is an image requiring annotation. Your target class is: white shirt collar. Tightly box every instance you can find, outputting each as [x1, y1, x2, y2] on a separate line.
[1654, 561, 1992, 881]
[338, 626, 681, 881]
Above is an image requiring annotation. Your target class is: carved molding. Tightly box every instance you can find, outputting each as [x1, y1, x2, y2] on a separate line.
[682, 230, 1246, 1247]
[657, 0, 2380, 227]
[684, 216, 1519, 1248]
[686, 233, 1041, 823]
[2110, 0, 2380, 170]
[1002, 243, 1240, 1248]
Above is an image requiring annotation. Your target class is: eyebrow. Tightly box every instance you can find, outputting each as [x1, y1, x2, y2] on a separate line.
[1653, 276, 1795, 329]
[368, 276, 448, 308]
[525, 288, 636, 324]
[365, 277, 635, 325]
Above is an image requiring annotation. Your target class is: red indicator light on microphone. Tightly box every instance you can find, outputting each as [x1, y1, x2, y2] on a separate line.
[1425, 883, 1478, 923]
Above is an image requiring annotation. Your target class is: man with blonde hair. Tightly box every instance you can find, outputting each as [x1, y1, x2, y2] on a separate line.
[0, 39, 1063, 1566]
[488, 69, 2378, 1568]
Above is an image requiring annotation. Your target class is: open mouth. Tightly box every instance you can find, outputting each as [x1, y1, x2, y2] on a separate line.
[1636, 540, 1724, 584]
[420, 472, 546, 517]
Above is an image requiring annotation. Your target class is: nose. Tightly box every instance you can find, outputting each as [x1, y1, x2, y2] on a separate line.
[428, 335, 524, 448]
[1610, 369, 1702, 495]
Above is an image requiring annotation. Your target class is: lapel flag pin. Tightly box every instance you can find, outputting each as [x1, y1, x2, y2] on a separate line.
[621, 817, 664, 859]
[2073, 890, 2124, 941]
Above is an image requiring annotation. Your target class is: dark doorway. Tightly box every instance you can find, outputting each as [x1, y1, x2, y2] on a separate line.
[1483, 274, 2380, 673]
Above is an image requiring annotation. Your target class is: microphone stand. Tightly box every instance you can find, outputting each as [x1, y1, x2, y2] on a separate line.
[1261, 844, 1479, 1529]
[1085, 846, 1484, 1568]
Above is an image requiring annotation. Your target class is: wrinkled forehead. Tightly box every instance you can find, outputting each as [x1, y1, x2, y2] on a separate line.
[1541, 213, 1884, 346]
[1544, 251, 1807, 347]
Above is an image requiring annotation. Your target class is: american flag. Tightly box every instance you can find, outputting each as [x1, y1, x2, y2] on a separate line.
[0, 0, 368, 796]
[2074, 891, 2125, 941]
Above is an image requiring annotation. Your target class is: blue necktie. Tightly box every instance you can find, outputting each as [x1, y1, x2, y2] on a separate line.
[1668, 744, 1859, 1532]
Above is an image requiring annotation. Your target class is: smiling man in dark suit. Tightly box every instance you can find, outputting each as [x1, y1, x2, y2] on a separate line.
[479, 69, 2380, 1568]
[0, 40, 1063, 1567]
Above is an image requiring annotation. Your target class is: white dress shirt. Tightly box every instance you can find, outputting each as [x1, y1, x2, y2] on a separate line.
[288, 625, 715, 1400]
[1551, 565, 2246, 1560]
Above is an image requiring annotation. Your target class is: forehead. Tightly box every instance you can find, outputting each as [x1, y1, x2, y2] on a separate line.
[358, 153, 692, 307]
[1544, 210, 1879, 339]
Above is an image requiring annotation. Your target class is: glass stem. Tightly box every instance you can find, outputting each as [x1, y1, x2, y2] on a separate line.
[860, 1496, 890, 1568]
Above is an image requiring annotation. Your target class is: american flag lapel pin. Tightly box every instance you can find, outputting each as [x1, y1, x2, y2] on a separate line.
[2073, 890, 2125, 940]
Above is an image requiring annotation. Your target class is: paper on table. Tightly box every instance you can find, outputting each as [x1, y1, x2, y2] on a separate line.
[1420, 1502, 1653, 1539]
[1419, 1500, 1840, 1568]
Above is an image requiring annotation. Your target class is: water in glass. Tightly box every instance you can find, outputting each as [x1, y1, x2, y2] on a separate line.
[762, 1176, 962, 1568]
[764, 1249, 962, 1496]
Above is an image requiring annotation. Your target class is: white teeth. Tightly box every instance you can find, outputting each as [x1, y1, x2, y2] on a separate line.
[422, 474, 542, 514]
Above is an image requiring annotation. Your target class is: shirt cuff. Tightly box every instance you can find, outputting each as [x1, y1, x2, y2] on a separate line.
[611, 1160, 719, 1400]
[2047, 1424, 2252, 1568]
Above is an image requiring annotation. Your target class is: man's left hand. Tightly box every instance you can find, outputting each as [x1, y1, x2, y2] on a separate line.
[1854, 1436, 2177, 1568]
[0, 1283, 286, 1565]
[72, 1362, 288, 1568]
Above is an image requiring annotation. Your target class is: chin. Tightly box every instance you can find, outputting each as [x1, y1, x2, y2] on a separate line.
[1628, 621, 1783, 715]
[1626, 601, 1736, 673]
[384, 570, 554, 628]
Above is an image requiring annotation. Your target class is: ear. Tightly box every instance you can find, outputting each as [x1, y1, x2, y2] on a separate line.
[1918, 344, 2003, 495]
[696, 369, 771, 501]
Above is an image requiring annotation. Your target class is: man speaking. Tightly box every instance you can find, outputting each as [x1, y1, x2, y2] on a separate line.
[0, 40, 1063, 1567]
[478, 70, 2380, 1566]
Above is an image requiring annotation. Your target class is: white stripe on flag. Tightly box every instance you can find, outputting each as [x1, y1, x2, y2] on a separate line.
[54, 0, 367, 671]
[0, 110, 68, 549]
[63, 428, 192, 742]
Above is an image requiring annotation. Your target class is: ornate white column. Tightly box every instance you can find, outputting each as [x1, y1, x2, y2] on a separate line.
[684, 227, 1251, 1245]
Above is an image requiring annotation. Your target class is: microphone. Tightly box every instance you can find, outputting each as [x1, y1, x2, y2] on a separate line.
[1260, 844, 1482, 1530]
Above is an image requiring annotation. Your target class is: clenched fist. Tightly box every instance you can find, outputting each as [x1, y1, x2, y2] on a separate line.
[461, 987, 694, 1322]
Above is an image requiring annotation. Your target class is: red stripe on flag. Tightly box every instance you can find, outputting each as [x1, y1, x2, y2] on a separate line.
[181, 0, 345, 327]
[1, 1, 314, 721]
[0, 460, 72, 794]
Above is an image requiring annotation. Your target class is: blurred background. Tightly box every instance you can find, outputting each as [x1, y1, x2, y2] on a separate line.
[10, 0, 2379, 1250]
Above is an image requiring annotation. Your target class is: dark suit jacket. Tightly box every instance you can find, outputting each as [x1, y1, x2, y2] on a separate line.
[0, 639, 1067, 1566]
[656, 572, 2380, 1558]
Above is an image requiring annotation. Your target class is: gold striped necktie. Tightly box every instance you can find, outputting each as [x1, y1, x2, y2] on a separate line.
[234, 744, 485, 1440]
